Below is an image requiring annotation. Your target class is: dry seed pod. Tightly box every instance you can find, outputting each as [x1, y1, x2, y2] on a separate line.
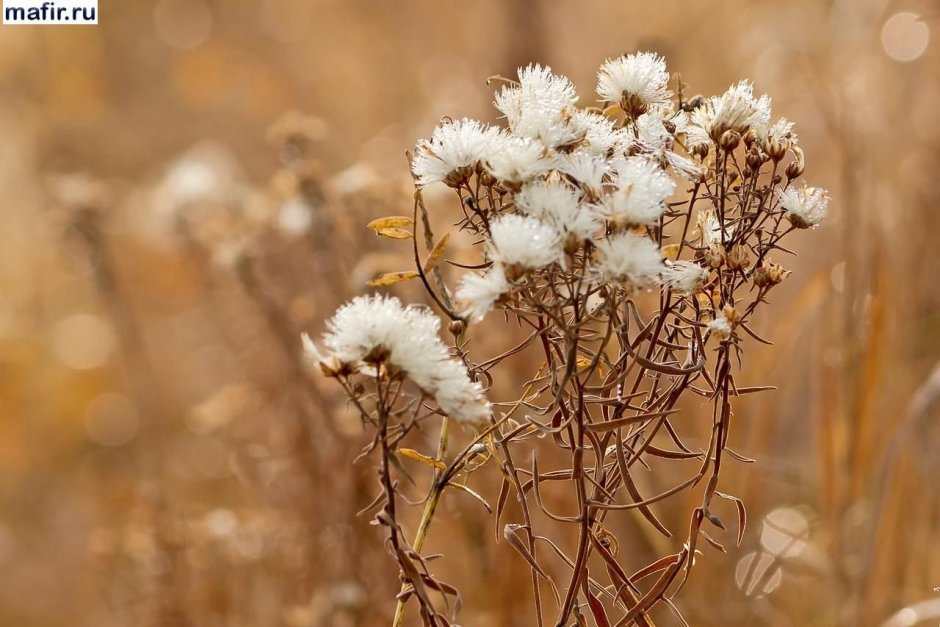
[726, 244, 751, 271]
[719, 129, 741, 152]
[752, 262, 790, 288]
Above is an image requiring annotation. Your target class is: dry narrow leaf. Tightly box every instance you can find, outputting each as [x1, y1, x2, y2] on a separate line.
[375, 227, 413, 239]
[449, 482, 492, 513]
[367, 271, 420, 287]
[503, 524, 550, 580]
[399, 448, 446, 470]
[367, 216, 413, 231]
[716, 491, 747, 546]
[587, 592, 611, 627]
[423, 232, 451, 274]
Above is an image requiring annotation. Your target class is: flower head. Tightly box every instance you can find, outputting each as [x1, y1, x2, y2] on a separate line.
[687, 80, 771, 147]
[557, 150, 610, 196]
[600, 157, 676, 226]
[633, 112, 702, 179]
[568, 110, 621, 157]
[483, 135, 557, 187]
[593, 232, 664, 289]
[311, 295, 490, 424]
[596, 52, 671, 116]
[514, 179, 600, 247]
[707, 314, 733, 340]
[777, 185, 829, 228]
[456, 264, 510, 322]
[495, 65, 582, 149]
[488, 214, 564, 272]
[412, 118, 498, 187]
[661, 260, 709, 295]
[696, 208, 733, 247]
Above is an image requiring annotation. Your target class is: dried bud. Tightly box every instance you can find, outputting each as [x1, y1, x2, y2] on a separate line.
[752, 262, 790, 288]
[726, 244, 751, 271]
[692, 143, 709, 160]
[701, 244, 725, 269]
[662, 119, 676, 134]
[765, 137, 789, 161]
[719, 130, 741, 152]
[620, 92, 648, 120]
[743, 166, 755, 180]
[742, 128, 758, 148]
[681, 94, 705, 112]
[476, 165, 497, 188]
[722, 304, 742, 325]
[442, 165, 474, 189]
[746, 149, 763, 171]
[318, 356, 347, 378]
[448, 319, 466, 337]
[785, 160, 803, 180]
[362, 345, 390, 365]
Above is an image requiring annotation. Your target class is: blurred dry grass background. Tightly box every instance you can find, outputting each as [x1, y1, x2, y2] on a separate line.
[0, 0, 938, 625]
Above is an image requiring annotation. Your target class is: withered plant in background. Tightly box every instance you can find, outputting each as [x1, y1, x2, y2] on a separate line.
[307, 52, 829, 626]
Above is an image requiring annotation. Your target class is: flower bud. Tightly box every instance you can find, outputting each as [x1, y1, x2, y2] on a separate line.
[746, 149, 763, 171]
[719, 130, 741, 152]
[443, 165, 474, 189]
[765, 137, 789, 161]
[785, 160, 803, 180]
[722, 304, 741, 325]
[726, 244, 751, 271]
[752, 262, 790, 288]
[701, 244, 724, 269]
[449, 319, 466, 337]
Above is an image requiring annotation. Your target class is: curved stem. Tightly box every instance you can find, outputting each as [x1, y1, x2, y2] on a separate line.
[391, 417, 451, 627]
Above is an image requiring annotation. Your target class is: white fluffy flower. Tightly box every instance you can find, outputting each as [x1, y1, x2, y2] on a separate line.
[456, 264, 510, 321]
[301, 332, 325, 364]
[557, 150, 609, 195]
[495, 65, 582, 149]
[567, 110, 621, 156]
[600, 157, 676, 226]
[484, 135, 557, 185]
[313, 295, 490, 424]
[697, 208, 733, 247]
[411, 118, 498, 187]
[596, 52, 671, 114]
[514, 179, 600, 246]
[488, 214, 563, 270]
[766, 118, 797, 144]
[687, 80, 772, 147]
[707, 314, 733, 340]
[661, 260, 709, 295]
[593, 232, 664, 288]
[633, 112, 702, 179]
[777, 185, 829, 228]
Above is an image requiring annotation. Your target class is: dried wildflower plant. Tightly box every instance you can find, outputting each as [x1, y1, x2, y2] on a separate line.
[305, 51, 829, 626]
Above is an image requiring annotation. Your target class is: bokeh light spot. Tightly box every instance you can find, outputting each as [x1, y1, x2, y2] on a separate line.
[882, 12, 929, 62]
[84, 393, 139, 447]
[735, 551, 783, 597]
[52, 314, 115, 370]
[205, 508, 238, 537]
[154, 0, 213, 50]
[760, 506, 810, 558]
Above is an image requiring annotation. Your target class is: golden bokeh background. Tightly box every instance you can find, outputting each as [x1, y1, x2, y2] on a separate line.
[0, 1, 938, 625]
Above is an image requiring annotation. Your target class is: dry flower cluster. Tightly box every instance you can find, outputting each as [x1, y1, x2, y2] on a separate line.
[305, 52, 829, 625]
